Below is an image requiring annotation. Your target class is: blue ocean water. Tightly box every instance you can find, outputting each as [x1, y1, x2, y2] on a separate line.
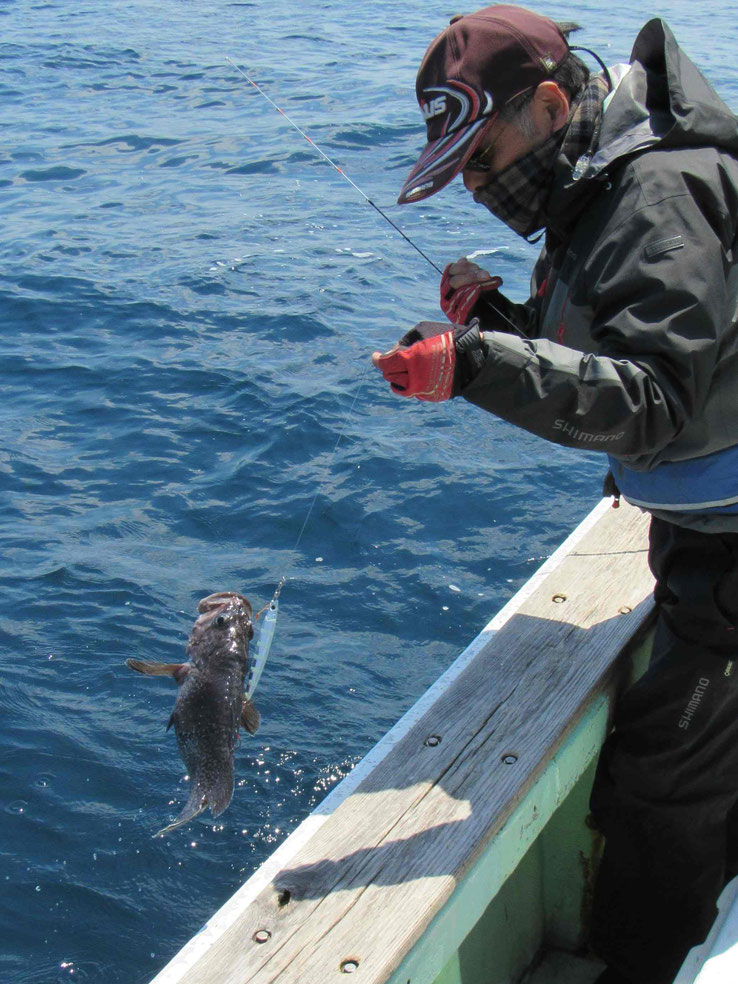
[1, 2, 736, 981]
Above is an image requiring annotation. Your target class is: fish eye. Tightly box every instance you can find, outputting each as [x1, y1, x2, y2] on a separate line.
[213, 613, 228, 629]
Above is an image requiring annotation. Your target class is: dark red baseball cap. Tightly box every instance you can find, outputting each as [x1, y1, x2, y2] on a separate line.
[397, 4, 570, 205]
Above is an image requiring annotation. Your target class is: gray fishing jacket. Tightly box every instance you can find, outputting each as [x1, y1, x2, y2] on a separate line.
[461, 19, 738, 531]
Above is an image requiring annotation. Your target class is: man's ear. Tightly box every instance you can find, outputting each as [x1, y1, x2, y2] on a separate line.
[533, 81, 571, 132]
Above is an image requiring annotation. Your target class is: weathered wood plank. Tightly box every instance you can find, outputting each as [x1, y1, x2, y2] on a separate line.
[154, 501, 653, 984]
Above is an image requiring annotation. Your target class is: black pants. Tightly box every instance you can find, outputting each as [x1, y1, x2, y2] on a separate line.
[590, 517, 738, 984]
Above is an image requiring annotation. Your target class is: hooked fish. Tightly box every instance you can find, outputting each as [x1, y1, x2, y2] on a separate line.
[126, 591, 260, 837]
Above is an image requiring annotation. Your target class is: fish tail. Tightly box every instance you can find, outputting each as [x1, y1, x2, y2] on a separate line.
[153, 784, 208, 838]
[153, 764, 234, 837]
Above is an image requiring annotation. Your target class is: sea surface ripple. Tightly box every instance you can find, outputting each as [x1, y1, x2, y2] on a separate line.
[1, 2, 736, 981]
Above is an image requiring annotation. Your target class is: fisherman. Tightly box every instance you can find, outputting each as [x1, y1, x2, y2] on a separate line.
[372, 6, 738, 984]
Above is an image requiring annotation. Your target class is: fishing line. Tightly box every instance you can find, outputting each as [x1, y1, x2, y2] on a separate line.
[245, 362, 369, 699]
[290, 368, 368, 558]
[227, 57, 525, 689]
[225, 57, 526, 337]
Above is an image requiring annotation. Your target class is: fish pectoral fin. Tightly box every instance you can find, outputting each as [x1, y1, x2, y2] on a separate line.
[241, 698, 261, 735]
[166, 712, 177, 732]
[125, 659, 190, 683]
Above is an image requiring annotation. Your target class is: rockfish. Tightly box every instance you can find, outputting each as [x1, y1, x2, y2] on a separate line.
[126, 591, 260, 837]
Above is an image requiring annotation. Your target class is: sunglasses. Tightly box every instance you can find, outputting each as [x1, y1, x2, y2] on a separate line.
[463, 117, 510, 173]
[465, 145, 496, 173]
[463, 91, 534, 174]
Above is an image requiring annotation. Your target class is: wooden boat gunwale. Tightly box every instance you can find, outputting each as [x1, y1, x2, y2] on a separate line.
[151, 498, 655, 984]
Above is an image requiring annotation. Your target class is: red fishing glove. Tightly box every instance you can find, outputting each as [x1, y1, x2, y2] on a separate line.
[440, 262, 503, 325]
[372, 321, 486, 402]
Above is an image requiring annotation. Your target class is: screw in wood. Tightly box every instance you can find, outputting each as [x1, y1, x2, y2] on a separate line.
[253, 929, 271, 944]
[618, 605, 632, 614]
[502, 753, 518, 765]
[341, 959, 360, 974]
[552, 594, 567, 604]
[424, 735, 442, 747]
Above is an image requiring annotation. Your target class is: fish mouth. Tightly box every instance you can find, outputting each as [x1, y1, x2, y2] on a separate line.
[197, 592, 252, 618]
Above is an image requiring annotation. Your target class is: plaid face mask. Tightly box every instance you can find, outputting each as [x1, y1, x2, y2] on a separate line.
[472, 75, 609, 239]
[472, 130, 562, 238]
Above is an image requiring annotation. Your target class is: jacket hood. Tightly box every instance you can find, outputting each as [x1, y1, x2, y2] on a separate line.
[546, 18, 738, 234]
[597, 18, 738, 164]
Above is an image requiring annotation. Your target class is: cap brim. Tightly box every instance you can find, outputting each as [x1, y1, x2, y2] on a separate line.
[397, 116, 495, 205]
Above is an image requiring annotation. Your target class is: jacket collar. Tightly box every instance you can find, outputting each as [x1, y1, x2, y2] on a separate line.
[544, 18, 738, 239]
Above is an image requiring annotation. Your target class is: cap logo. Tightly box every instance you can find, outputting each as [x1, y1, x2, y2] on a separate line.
[421, 96, 447, 121]
[421, 82, 479, 134]
[540, 54, 558, 72]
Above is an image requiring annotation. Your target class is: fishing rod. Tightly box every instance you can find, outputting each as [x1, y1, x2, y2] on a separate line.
[225, 57, 525, 338]
[227, 57, 528, 685]
[226, 57, 443, 276]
